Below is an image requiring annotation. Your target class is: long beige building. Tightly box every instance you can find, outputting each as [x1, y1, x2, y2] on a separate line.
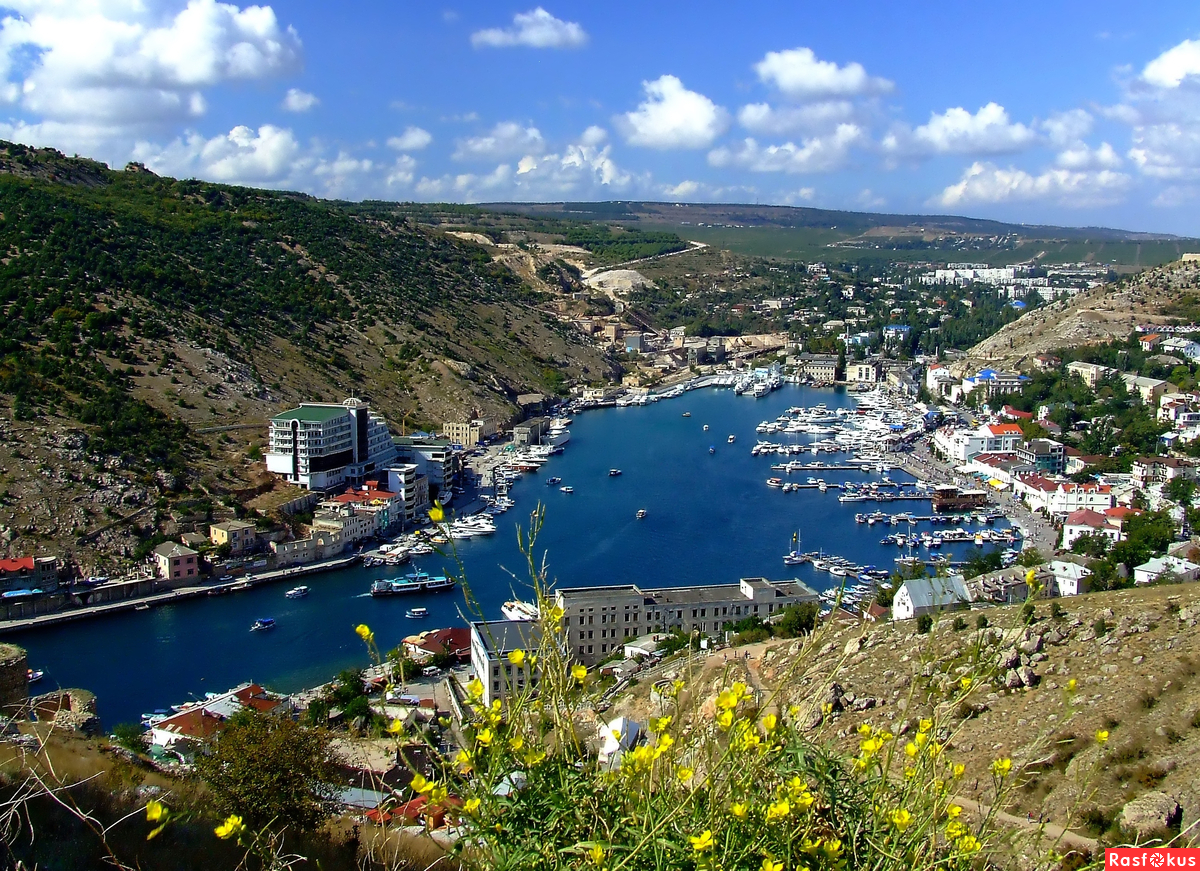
[554, 578, 819, 666]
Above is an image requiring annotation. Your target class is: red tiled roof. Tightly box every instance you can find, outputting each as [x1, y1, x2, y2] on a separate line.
[1001, 405, 1033, 420]
[986, 424, 1024, 436]
[1104, 506, 1138, 520]
[0, 557, 34, 573]
[1065, 509, 1108, 528]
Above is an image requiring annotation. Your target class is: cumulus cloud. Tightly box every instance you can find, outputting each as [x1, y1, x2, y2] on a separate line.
[934, 161, 1131, 208]
[1128, 122, 1200, 179]
[737, 100, 855, 135]
[1042, 109, 1093, 146]
[1141, 38, 1200, 89]
[453, 121, 544, 160]
[281, 88, 318, 112]
[470, 8, 587, 49]
[385, 154, 418, 187]
[618, 75, 729, 150]
[752, 47, 892, 99]
[415, 164, 514, 201]
[133, 123, 303, 186]
[1055, 142, 1122, 171]
[707, 124, 863, 174]
[883, 103, 1037, 159]
[662, 179, 701, 198]
[0, 0, 301, 126]
[387, 126, 432, 151]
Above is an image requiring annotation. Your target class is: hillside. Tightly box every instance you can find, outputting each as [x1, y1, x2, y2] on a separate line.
[964, 260, 1200, 371]
[607, 582, 1200, 855]
[485, 201, 1197, 267]
[0, 143, 623, 568]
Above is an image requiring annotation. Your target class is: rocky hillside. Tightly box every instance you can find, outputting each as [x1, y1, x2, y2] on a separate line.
[0, 142, 622, 568]
[965, 260, 1200, 371]
[608, 582, 1200, 856]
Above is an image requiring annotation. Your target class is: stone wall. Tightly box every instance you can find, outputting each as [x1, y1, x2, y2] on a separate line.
[0, 643, 27, 713]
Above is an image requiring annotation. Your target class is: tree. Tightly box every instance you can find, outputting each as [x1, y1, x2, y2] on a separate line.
[1165, 476, 1196, 507]
[1018, 549, 1045, 567]
[196, 710, 341, 831]
[916, 614, 933, 634]
[775, 602, 819, 637]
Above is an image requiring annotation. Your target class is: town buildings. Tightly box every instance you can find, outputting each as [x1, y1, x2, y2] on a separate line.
[554, 578, 819, 667]
[0, 557, 59, 594]
[153, 542, 199, 581]
[209, 520, 256, 554]
[266, 398, 397, 491]
[442, 418, 496, 448]
[469, 619, 539, 708]
[149, 683, 291, 753]
[891, 575, 970, 621]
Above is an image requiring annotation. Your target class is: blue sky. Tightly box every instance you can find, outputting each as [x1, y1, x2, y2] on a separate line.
[2, 2, 1200, 234]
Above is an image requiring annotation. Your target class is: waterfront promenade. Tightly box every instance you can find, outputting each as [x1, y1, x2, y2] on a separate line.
[0, 554, 360, 635]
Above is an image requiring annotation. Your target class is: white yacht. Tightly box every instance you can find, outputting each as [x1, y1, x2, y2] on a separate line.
[502, 600, 540, 621]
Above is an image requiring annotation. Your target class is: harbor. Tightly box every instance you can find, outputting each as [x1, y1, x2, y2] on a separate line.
[7, 381, 1022, 727]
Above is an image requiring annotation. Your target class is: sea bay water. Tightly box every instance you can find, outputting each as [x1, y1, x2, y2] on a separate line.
[14, 385, 1006, 726]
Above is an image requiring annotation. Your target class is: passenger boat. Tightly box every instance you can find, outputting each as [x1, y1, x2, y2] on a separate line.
[405, 607, 429, 619]
[250, 618, 275, 632]
[727, 434, 736, 443]
[546, 476, 561, 485]
[502, 600, 539, 621]
[423, 575, 456, 592]
[609, 469, 622, 476]
[285, 586, 309, 599]
[636, 509, 647, 519]
[560, 485, 574, 493]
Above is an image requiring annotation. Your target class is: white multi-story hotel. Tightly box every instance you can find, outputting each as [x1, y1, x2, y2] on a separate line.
[555, 578, 819, 666]
[265, 398, 397, 490]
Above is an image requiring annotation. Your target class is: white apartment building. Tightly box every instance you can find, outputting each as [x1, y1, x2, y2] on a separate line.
[265, 398, 397, 490]
[394, 438, 457, 495]
[555, 578, 819, 667]
[1015, 475, 1114, 517]
[1065, 361, 1115, 388]
[383, 463, 429, 524]
[469, 619, 540, 708]
[931, 423, 1024, 464]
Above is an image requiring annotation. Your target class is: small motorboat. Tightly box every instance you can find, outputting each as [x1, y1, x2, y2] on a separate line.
[134, 603, 151, 611]
[682, 412, 691, 417]
[560, 485, 574, 493]
[636, 509, 647, 519]
[709, 446, 715, 454]
[546, 476, 562, 486]
[26, 669, 43, 683]
[727, 434, 736, 443]
[405, 607, 429, 619]
[285, 586, 309, 599]
[608, 469, 622, 477]
[703, 424, 709, 431]
[251, 618, 276, 632]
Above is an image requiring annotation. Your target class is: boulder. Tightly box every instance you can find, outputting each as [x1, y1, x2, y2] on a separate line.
[1018, 635, 1043, 655]
[1118, 792, 1182, 841]
[1004, 669, 1024, 689]
[1016, 666, 1039, 688]
[997, 648, 1021, 670]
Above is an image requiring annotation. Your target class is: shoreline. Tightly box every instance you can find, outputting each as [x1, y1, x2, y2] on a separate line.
[0, 554, 361, 636]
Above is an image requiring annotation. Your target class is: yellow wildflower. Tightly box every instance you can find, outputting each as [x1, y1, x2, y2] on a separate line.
[716, 688, 740, 711]
[386, 718, 403, 735]
[786, 776, 806, 799]
[1066, 678, 1077, 691]
[946, 820, 967, 840]
[476, 727, 494, 746]
[766, 799, 791, 821]
[957, 835, 982, 854]
[652, 715, 672, 733]
[904, 766, 916, 778]
[571, 663, 587, 682]
[355, 623, 372, 641]
[787, 704, 800, 718]
[990, 758, 1013, 777]
[428, 500, 444, 523]
[919, 718, 932, 733]
[145, 800, 166, 822]
[454, 748, 473, 769]
[677, 766, 694, 784]
[523, 748, 547, 766]
[960, 677, 972, 690]
[890, 808, 913, 831]
[588, 843, 606, 865]
[858, 723, 873, 736]
[430, 785, 448, 805]
[688, 829, 714, 853]
[860, 736, 884, 755]
[730, 802, 748, 819]
[653, 733, 673, 756]
[823, 838, 843, 858]
[1095, 729, 1109, 744]
[879, 729, 895, 741]
[904, 741, 918, 758]
[761, 713, 778, 732]
[952, 763, 965, 778]
[716, 709, 734, 729]
[466, 678, 484, 699]
[464, 797, 481, 814]
[411, 773, 433, 793]
[508, 735, 524, 752]
[762, 859, 784, 871]
[507, 649, 526, 666]
[545, 603, 565, 624]
[214, 814, 245, 840]
[947, 804, 962, 818]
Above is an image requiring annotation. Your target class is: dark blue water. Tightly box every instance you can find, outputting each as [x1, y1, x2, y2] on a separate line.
[15, 385, 1007, 726]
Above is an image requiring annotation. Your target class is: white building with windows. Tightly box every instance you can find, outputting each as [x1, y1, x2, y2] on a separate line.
[470, 619, 540, 708]
[265, 398, 397, 490]
[554, 578, 819, 667]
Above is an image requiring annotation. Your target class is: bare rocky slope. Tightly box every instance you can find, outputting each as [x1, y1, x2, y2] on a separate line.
[964, 261, 1200, 372]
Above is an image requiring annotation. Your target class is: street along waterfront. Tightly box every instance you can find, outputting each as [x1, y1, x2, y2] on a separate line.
[11, 384, 1011, 727]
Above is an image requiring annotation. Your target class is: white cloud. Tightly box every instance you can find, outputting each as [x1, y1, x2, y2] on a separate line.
[618, 75, 729, 150]
[662, 180, 701, 198]
[1141, 38, 1200, 89]
[0, 0, 301, 126]
[737, 100, 855, 135]
[752, 47, 892, 100]
[1055, 142, 1121, 170]
[780, 186, 816, 204]
[856, 188, 886, 209]
[470, 7, 586, 49]
[385, 154, 418, 187]
[579, 124, 607, 147]
[312, 150, 374, 195]
[935, 161, 1131, 208]
[281, 88, 318, 112]
[1128, 123, 1200, 179]
[1042, 109, 1093, 146]
[453, 121, 544, 160]
[1152, 185, 1199, 208]
[387, 126, 432, 151]
[133, 123, 303, 186]
[884, 103, 1037, 158]
[707, 124, 862, 174]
